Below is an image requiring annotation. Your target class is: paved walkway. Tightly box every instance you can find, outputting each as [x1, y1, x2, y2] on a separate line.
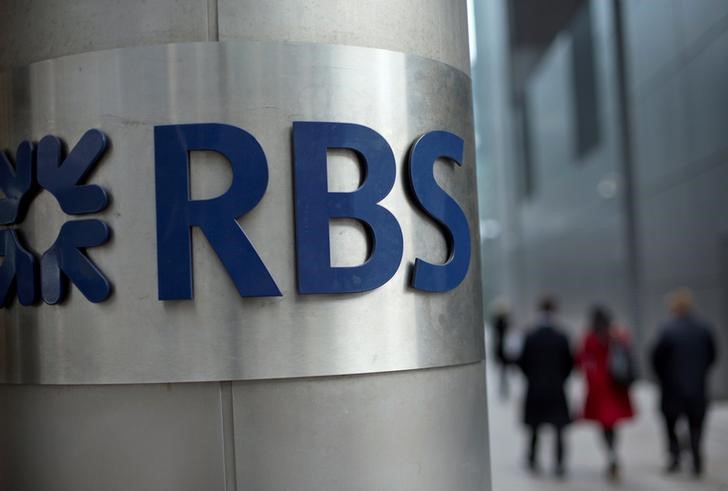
[486, 363, 728, 491]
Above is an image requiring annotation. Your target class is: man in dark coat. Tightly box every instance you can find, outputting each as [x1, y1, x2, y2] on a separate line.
[651, 288, 718, 476]
[517, 297, 574, 476]
[491, 301, 512, 399]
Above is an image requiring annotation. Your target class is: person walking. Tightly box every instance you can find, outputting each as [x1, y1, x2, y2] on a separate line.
[491, 301, 512, 399]
[517, 297, 574, 477]
[577, 306, 635, 481]
[651, 288, 718, 477]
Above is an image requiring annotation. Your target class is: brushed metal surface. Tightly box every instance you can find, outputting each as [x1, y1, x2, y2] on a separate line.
[0, 382, 227, 491]
[217, 0, 470, 74]
[0, 0, 211, 69]
[232, 362, 490, 491]
[0, 362, 489, 491]
[0, 41, 482, 384]
[0, 0, 469, 74]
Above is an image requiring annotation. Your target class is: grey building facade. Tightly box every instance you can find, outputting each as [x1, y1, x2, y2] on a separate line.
[472, 0, 728, 396]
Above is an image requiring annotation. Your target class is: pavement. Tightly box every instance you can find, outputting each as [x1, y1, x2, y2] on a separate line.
[486, 362, 728, 491]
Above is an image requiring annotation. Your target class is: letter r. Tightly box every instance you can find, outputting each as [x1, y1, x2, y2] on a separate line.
[154, 123, 280, 300]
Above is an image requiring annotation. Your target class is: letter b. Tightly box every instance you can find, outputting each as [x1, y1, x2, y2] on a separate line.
[293, 122, 403, 293]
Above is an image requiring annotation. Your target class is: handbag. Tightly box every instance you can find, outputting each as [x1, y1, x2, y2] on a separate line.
[608, 338, 637, 388]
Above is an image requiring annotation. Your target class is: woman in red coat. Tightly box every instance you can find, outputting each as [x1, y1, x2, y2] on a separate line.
[578, 307, 635, 480]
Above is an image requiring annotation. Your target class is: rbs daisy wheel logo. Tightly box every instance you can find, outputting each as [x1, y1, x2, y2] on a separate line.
[0, 129, 111, 307]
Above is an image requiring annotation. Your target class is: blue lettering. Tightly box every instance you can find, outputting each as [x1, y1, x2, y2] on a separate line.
[407, 131, 471, 292]
[154, 123, 280, 300]
[292, 122, 403, 293]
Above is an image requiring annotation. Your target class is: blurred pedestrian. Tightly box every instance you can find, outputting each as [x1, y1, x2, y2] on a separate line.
[517, 297, 574, 477]
[651, 288, 718, 477]
[577, 306, 635, 481]
[491, 300, 512, 399]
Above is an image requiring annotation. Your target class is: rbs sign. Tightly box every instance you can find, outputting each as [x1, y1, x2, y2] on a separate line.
[155, 122, 472, 300]
[0, 122, 471, 307]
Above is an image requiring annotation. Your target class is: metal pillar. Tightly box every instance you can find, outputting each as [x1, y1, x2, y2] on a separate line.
[0, 1, 489, 490]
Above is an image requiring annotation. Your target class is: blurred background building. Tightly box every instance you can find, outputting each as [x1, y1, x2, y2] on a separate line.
[470, 0, 728, 397]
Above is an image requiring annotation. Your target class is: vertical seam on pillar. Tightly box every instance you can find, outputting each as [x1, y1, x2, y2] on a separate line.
[207, 0, 220, 42]
[220, 381, 238, 490]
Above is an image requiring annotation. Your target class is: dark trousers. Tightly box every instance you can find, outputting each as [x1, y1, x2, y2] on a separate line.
[497, 362, 510, 399]
[528, 425, 564, 469]
[602, 426, 617, 465]
[664, 409, 706, 471]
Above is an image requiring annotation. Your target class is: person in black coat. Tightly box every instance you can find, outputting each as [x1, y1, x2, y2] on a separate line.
[491, 301, 512, 399]
[651, 288, 718, 476]
[517, 297, 574, 476]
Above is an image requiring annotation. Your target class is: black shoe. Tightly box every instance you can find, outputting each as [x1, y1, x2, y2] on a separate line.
[554, 465, 566, 479]
[607, 462, 620, 482]
[526, 458, 540, 474]
[692, 457, 703, 478]
[665, 459, 680, 474]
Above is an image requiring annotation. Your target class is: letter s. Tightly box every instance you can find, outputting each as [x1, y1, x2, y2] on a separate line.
[407, 131, 471, 292]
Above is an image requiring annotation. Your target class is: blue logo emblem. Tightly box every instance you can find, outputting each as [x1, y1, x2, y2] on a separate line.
[0, 129, 112, 307]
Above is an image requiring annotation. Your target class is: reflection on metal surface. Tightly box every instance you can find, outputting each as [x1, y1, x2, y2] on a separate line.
[0, 41, 481, 384]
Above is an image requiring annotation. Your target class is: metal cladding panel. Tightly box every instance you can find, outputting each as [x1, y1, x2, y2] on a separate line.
[0, 0, 211, 69]
[0, 363, 490, 491]
[0, 382, 226, 491]
[231, 363, 490, 491]
[0, 41, 482, 384]
[217, 0, 470, 74]
[0, 0, 469, 74]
